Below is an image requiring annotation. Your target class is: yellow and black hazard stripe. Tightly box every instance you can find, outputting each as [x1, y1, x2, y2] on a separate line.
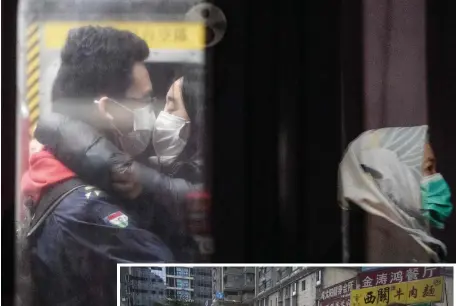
[26, 23, 40, 137]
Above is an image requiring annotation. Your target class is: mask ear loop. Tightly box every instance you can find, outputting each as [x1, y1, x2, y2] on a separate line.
[94, 99, 127, 136]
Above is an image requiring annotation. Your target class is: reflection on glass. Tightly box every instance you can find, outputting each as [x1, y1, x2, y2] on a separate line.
[16, 0, 209, 305]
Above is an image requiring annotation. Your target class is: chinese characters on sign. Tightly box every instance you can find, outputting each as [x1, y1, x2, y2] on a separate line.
[350, 277, 444, 306]
[43, 22, 206, 50]
[358, 267, 441, 288]
[321, 278, 357, 306]
[321, 278, 357, 301]
[321, 297, 351, 306]
[132, 23, 204, 49]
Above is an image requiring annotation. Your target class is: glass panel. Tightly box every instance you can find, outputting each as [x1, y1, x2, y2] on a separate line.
[15, 0, 222, 304]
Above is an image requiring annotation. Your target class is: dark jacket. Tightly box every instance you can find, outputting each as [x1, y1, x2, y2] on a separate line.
[21, 149, 174, 306]
[34, 113, 202, 261]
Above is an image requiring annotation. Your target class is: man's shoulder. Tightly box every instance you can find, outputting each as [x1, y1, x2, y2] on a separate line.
[57, 184, 112, 207]
[52, 184, 128, 225]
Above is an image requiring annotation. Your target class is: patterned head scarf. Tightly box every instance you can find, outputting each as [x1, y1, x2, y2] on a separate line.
[339, 126, 446, 261]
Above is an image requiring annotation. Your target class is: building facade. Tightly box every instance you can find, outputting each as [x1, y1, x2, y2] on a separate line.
[194, 267, 214, 305]
[120, 267, 167, 306]
[165, 267, 213, 304]
[441, 267, 454, 306]
[166, 267, 195, 301]
[254, 268, 359, 306]
[120, 267, 212, 305]
[213, 267, 256, 305]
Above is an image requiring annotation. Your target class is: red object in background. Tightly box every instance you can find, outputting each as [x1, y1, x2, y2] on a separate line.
[186, 191, 213, 260]
[186, 191, 211, 235]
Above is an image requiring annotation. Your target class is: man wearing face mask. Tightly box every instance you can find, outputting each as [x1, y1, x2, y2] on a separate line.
[18, 26, 184, 306]
[32, 66, 209, 262]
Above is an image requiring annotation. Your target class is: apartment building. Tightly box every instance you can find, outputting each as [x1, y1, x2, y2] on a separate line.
[120, 267, 167, 306]
[194, 267, 214, 305]
[166, 267, 194, 301]
[165, 267, 213, 304]
[213, 267, 256, 305]
[254, 268, 359, 306]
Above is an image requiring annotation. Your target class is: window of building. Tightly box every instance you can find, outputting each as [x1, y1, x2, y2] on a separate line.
[316, 270, 321, 282]
[176, 267, 190, 277]
[246, 273, 255, 283]
[176, 279, 190, 288]
[301, 280, 306, 291]
[177, 290, 191, 300]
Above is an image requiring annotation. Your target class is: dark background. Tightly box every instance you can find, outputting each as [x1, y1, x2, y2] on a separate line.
[3, 0, 456, 303]
[208, 0, 342, 263]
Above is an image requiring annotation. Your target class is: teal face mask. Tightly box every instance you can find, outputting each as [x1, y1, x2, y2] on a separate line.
[421, 173, 453, 229]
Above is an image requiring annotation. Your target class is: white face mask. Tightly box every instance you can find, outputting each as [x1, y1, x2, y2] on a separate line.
[152, 111, 190, 166]
[94, 99, 156, 156]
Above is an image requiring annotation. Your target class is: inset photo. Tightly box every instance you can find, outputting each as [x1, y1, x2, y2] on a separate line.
[118, 266, 453, 306]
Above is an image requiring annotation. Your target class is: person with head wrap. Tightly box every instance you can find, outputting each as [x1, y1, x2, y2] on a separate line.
[339, 126, 453, 262]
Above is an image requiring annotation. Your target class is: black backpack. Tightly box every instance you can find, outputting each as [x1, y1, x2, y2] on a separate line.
[15, 178, 85, 306]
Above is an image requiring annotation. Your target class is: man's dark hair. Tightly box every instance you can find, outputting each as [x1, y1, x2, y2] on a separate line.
[52, 26, 149, 102]
[16, 27, 149, 306]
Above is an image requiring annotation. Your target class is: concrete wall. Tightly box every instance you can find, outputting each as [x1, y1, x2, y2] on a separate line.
[296, 272, 317, 306]
[322, 268, 358, 288]
[436, 274, 453, 306]
[363, 0, 427, 128]
[362, 0, 430, 264]
[213, 268, 224, 298]
[269, 291, 279, 306]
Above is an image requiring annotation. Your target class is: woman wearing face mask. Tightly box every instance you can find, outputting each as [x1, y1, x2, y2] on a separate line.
[150, 68, 205, 182]
[339, 126, 453, 262]
[33, 67, 207, 262]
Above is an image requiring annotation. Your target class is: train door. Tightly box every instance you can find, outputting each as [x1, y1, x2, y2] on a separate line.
[16, 0, 211, 264]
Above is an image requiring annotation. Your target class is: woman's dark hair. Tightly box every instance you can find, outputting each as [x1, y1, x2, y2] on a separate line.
[52, 26, 149, 103]
[178, 66, 206, 163]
